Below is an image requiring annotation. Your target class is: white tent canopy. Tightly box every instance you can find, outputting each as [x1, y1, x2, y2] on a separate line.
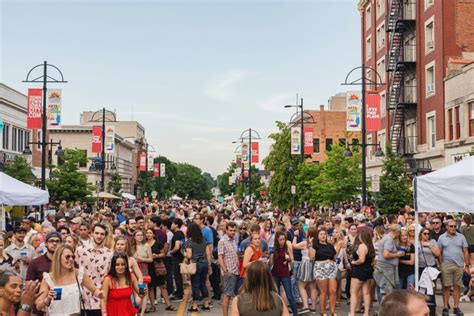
[415, 156, 474, 213]
[121, 193, 136, 200]
[0, 172, 49, 205]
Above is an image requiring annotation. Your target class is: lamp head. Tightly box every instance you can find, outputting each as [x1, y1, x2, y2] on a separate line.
[343, 147, 353, 157]
[22, 145, 32, 155]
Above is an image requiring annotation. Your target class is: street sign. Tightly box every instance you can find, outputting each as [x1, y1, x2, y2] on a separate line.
[371, 175, 380, 192]
[291, 185, 296, 195]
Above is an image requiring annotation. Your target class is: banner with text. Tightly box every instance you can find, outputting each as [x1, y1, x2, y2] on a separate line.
[346, 91, 362, 131]
[47, 89, 62, 129]
[153, 164, 159, 177]
[139, 152, 146, 171]
[160, 163, 166, 177]
[366, 91, 381, 132]
[91, 126, 102, 153]
[241, 144, 249, 163]
[105, 126, 115, 154]
[251, 142, 259, 163]
[148, 153, 154, 171]
[236, 154, 242, 166]
[291, 127, 301, 155]
[27, 89, 43, 129]
[304, 127, 314, 154]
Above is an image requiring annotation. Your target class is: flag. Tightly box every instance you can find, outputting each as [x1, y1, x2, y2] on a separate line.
[304, 127, 314, 154]
[346, 91, 362, 131]
[91, 126, 102, 153]
[27, 89, 43, 129]
[366, 91, 381, 132]
[104, 126, 115, 154]
[46, 89, 62, 129]
[251, 143, 259, 163]
[160, 163, 166, 177]
[153, 164, 159, 177]
[291, 127, 301, 155]
[148, 153, 154, 171]
[139, 152, 146, 171]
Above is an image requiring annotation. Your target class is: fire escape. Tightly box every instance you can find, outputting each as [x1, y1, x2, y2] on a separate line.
[386, 0, 431, 174]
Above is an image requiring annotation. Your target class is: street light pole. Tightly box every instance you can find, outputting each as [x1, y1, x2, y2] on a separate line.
[101, 107, 106, 192]
[248, 128, 251, 202]
[300, 98, 304, 163]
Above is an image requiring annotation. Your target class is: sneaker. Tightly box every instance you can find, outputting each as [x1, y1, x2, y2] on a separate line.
[454, 308, 464, 316]
[460, 295, 471, 303]
[442, 308, 449, 316]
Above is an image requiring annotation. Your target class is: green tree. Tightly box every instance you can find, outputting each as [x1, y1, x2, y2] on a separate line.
[308, 144, 361, 205]
[174, 163, 212, 200]
[295, 162, 320, 206]
[46, 149, 93, 203]
[263, 121, 300, 209]
[235, 165, 261, 200]
[3, 156, 36, 184]
[150, 156, 177, 200]
[373, 144, 412, 214]
[107, 172, 122, 196]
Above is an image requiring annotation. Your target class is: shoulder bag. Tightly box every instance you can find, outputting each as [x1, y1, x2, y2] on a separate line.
[75, 275, 86, 316]
[180, 258, 196, 275]
[154, 259, 167, 276]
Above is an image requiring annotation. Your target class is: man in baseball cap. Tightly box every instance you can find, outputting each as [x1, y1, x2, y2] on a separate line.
[26, 231, 62, 286]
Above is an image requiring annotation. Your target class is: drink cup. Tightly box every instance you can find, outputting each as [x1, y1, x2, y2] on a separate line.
[138, 284, 145, 295]
[53, 288, 62, 300]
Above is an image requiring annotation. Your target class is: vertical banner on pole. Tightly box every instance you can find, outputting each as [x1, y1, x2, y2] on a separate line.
[147, 153, 154, 171]
[104, 126, 115, 154]
[291, 127, 301, 155]
[241, 144, 249, 163]
[366, 91, 381, 132]
[0, 117, 4, 149]
[91, 126, 102, 153]
[346, 91, 362, 131]
[251, 143, 259, 163]
[160, 163, 166, 177]
[27, 88, 43, 129]
[304, 127, 314, 154]
[46, 89, 62, 129]
[236, 154, 242, 166]
[139, 152, 146, 171]
[153, 164, 159, 177]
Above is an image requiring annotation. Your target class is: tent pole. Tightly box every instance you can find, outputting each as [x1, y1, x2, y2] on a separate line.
[414, 176, 419, 291]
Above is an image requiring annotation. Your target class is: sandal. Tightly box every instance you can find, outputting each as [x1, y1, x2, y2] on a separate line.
[145, 306, 156, 313]
[166, 305, 176, 311]
[188, 306, 199, 312]
[355, 307, 364, 314]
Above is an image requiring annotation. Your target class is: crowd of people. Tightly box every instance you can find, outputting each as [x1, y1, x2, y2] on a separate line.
[0, 199, 472, 316]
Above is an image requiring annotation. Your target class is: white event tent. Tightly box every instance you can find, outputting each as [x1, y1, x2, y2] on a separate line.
[413, 156, 474, 291]
[0, 172, 49, 206]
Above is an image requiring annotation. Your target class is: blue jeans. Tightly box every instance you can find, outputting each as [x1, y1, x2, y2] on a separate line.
[190, 261, 209, 301]
[291, 261, 301, 303]
[399, 274, 415, 290]
[274, 275, 298, 316]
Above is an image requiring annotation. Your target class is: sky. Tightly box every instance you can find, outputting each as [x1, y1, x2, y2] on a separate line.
[0, 0, 361, 177]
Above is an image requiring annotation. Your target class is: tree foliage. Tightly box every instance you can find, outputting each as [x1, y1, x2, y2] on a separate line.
[262, 121, 300, 209]
[174, 163, 213, 200]
[107, 172, 122, 196]
[295, 162, 320, 206]
[373, 144, 412, 214]
[149, 156, 177, 200]
[3, 156, 36, 184]
[46, 148, 93, 203]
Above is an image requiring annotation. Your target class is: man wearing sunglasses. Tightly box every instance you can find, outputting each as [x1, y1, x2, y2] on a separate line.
[429, 216, 446, 242]
[438, 219, 469, 316]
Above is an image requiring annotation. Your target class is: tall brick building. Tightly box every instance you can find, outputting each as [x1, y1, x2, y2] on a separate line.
[358, 0, 474, 175]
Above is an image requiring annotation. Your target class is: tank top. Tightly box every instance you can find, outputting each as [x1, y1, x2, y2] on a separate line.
[237, 292, 283, 316]
[240, 245, 262, 278]
[352, 246, 373, 270]
[271, 248, 290, 278]
[43, 268, 84, 316]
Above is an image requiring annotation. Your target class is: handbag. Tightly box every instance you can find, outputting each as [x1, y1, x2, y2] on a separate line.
[154, 260, 167, 276]
[180, 259, 196, 275]
[75, 275, 86, 316]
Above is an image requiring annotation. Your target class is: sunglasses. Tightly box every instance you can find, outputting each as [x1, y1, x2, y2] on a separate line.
[432, 222, 441, 224]
[65, 255, 75, 261]
[48, 239, 61, 243]
[448, 225, 456, 228]
[422, 232, 429, 235]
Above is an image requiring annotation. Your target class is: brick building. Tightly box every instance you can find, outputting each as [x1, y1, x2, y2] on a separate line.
[358, 0, 474, 175]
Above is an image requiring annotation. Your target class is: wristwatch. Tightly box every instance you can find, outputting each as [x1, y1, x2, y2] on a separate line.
[20, 304, 31, 312]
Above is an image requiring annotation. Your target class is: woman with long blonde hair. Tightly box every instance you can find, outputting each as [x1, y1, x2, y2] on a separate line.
[35, 245, 101, 315]
[231, 260, 289, 316]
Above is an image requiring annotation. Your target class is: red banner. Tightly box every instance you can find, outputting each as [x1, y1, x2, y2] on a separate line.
[139, 152, 146, 171]
[366, 91, 381, 132]
[243, 170, 249, 178]
[251, 143, 259, 163]
[91, 126, 102, 153]
[27, 89, 43, 129]
[304, 127, 314, 154]
[153, 163, 159, 177]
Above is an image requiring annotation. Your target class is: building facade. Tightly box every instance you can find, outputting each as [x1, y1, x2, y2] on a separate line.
[358, 0, 474, 176]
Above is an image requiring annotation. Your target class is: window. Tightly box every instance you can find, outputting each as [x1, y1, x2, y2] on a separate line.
[448, 108, 453, 140]
[428, 115, 436, 149]
[455, 106, 461, 139]
[12, 127, 17, 152]
[377, 57, 385, 79]
[366, 6, 371, 30]
[352, 139, 359, 146]
[425, 0, 434, 10]
[326, 138, 333, 151]
[470, 103, 474, 137]
[376, 0, 385, 18]
[25, 131, 30, 149]
[425, 19, 435, 53]
[367, 135, 373, 160]
[376, 23, 385, 50]
[338, 138, 346, 147]
[380, 91, 386, 118]
[366, 36, 372, 60]
[426, 64, 435, 97]
[18, 129, 24, 152]
[313, 138, 320, 153]
[377, 130, 386, 154]
[2, 124, 9, 150]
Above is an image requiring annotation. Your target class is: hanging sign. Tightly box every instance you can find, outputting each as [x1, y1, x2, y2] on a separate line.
[366, 91, 381, 132]
[371, 175, 380, 192]
[46, 89, 62, 129]
[304, 127, 314, 154]
[160, 163, 166, 177]
[104, 126, 115, 154]
[236, 154, 242, 166]
[153, 163, 159, 177]
[147, 153, 154, 171]
[91, 126, 102, 153]
[139, 152, 146, 171]
[291, 127, 301, 155]
[27, 88, 43, 129]
[241, 144, 249, 162]
[251, 143, 259, 163]
[346, 91, 362, 131]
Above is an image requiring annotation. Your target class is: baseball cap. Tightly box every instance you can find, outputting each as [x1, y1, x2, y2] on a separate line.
[355, 214, 366, 222]
[45, 231, 62, 242]
[14, 227, 27, 233]
[290, 217, 299, 225]
[235, 210, 243, 217]
[299, 216, 306, 223]
[70, 217, 82, 224]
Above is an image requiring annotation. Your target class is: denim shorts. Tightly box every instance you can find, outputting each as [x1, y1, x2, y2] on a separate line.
[223, 274, 239, 297]
[468, 245, 474, 254]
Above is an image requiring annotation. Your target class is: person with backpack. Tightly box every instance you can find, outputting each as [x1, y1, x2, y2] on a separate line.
[206, 215, 222, 300]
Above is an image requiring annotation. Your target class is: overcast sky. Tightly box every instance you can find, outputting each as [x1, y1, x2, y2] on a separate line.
[1, 0, 360, 177]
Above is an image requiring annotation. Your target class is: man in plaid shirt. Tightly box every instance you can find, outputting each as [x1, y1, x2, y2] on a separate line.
[218, 222, 239, 316]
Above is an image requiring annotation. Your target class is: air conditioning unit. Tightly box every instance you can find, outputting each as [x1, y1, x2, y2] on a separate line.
[427, 84, 435, 93]
[427, 40, 434, 50]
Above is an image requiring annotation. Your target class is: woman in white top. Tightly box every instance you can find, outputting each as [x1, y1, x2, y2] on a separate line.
[35, 245, 102, 315]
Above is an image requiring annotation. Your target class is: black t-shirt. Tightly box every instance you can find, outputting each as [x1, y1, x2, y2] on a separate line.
[171, 230, 185, 261]
[314, 242, 336, 261]
[399, 244, 415, 278]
